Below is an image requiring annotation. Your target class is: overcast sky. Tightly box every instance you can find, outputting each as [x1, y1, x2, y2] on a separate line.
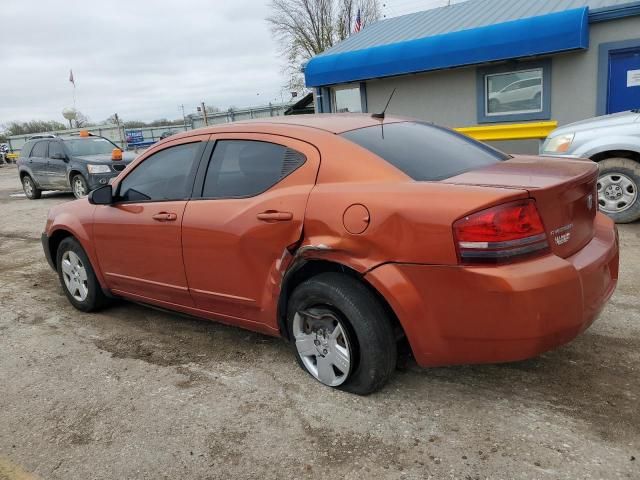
[1, 0, 462, 125]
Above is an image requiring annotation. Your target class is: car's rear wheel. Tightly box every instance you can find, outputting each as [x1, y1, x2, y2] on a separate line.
[287, 273, 397, 395]
[22, 175, 41, 199]
[56, 237, 109, 312]
[596, 157, 640, 223]
[72, 174, 89, 199]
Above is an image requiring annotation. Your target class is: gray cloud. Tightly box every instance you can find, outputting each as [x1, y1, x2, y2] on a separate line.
[0, 0, 287, 124]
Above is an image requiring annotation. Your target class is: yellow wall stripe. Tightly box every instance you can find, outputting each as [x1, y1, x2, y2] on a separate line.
[455, 121, 558, 141]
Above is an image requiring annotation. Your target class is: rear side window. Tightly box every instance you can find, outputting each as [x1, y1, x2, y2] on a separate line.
[119, 142, 201, 202]
[202, 140, 306, 198]
[20, 142, 34, 158]
[341, 122, 509, 181]
[30, 141, 48, 158]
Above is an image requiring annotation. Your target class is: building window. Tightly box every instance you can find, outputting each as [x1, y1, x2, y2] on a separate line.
[332, 85, 363, 113]
[477, 60, 551, 123]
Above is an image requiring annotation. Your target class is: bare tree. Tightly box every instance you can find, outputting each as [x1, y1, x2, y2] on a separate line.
[267, 0, 380, 91]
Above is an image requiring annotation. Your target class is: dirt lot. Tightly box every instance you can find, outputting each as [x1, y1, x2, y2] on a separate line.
[0, 165, 638, 480]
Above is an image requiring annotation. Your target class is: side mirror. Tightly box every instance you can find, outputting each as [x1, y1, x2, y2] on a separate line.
[88, 185, 113, 205]
[50, 152, 67, 161]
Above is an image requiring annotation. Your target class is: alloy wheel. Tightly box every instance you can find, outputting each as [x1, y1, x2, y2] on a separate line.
[61, 250, 89, 301]
[22, 177, 33, 197]
[597, 173, 638, 213]
[73, 177, 87, 198]
[292, 308, 352, 387]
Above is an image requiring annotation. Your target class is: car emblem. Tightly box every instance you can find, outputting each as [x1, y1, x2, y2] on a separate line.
[551, 223, 573, 246]
[586, 194, 593, 211]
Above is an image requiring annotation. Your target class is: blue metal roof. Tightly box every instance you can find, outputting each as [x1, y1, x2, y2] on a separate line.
[305, 0, 640, 87]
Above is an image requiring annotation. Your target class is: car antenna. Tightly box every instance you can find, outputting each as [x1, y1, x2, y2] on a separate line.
[371, 88, 396, 119]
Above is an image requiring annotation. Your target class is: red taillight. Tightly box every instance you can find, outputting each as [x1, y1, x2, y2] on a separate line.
[453, 199, 550, 264]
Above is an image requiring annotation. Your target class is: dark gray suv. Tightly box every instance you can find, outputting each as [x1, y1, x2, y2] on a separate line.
[17, 134, 136, 199]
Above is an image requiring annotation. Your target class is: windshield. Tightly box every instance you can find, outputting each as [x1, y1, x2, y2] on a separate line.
[341, 122, 509, 181]
[65, 138, 119, 156]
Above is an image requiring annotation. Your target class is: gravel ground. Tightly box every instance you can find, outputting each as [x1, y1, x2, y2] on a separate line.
[0, 165, 638, 480]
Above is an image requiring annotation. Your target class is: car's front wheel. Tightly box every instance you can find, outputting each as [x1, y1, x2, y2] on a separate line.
[287, 273, 397, 395]
[21, 175, 42, 199]
[56, 237, 109, 312]
[597, 157, 640, 223]
[71, 174, 89, 199]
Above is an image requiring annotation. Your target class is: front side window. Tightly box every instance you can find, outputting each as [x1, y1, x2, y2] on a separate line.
[477, 61, 550, 123]
[332, 85, 362, 113]
[30, 141, 47, 158]
[202, 140, 306, 198]
[342, 122, 508, 181]
[119, 142, 201, 202]
[48, 141, 65, 158]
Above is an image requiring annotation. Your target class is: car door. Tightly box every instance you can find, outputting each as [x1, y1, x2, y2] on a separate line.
[46, 140, 69, 188]
[181, 133, 321, 331]
[92, 135, 209, 306]
[28, 141, 49, 187]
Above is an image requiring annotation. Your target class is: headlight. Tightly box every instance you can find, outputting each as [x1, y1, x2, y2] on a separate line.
[543, 133, 575, 154]
[87, 164, 111, 174]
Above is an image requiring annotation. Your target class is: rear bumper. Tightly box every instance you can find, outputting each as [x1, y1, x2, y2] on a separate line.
[365, 213, 619, 367]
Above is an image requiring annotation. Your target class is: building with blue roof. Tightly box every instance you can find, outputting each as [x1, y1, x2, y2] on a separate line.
[304, 0, 640, 152]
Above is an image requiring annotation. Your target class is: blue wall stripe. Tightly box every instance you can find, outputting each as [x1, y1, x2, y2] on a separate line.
[305, 7, 589, 87]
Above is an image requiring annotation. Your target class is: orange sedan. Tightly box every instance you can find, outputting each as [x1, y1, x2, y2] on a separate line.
[41, 115, 619, 394]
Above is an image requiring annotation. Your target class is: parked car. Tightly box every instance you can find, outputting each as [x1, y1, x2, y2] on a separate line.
[488, 77, 542, 113]
[541, 110, 640, 223]
[0, 143, 9, 164]
[17, 132, 137, 199]
[42, 115, 619, 394]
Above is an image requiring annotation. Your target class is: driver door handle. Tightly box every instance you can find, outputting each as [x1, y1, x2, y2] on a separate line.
[256, 210, 293, 222]
[152, 212, 177, 222]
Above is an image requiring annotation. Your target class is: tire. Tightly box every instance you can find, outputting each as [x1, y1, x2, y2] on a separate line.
[71, 174, 89, 199]
[596, 157, 640, 223]
[21, 175, 41, 199]
[56, 237, 109, 312]
[287, 273, 397, 395]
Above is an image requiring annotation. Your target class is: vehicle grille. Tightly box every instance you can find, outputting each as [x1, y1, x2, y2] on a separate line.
[112, 164, 126, 172]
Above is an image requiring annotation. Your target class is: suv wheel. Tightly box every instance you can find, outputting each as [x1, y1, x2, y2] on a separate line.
[22, 175, 42, 199]
[597, 157, 640, 223]
[287, 273, 397, 395]
[72, 174, 89, 199]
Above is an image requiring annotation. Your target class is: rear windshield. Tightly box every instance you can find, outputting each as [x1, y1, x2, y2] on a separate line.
[65, 137, 118, 156]
[341, 122, 509, 181]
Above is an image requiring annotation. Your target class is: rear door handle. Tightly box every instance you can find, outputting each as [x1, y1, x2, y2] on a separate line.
[152, 212, 177, 221]
[256, 210, 293, 222]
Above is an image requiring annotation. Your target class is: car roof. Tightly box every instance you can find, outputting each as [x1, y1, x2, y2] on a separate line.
[191, 113, 409, 135]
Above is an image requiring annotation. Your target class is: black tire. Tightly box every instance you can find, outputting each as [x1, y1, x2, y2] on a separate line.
[596, 157, 640, 223]
[287, 273, 397, 395]
[56, 237, 110, 312]
[71, 174, 89, 199]
[21, 174, 42, 199]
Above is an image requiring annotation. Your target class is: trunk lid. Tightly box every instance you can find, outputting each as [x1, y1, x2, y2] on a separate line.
[444, 155, 598, 258]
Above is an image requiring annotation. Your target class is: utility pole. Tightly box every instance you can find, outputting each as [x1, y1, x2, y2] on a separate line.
[114, 113, 125, 150]
[201, 101, 208, 126]
[179, 104, 187, 131]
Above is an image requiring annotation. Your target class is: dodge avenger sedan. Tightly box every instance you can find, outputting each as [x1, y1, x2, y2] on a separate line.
[41, 115, 619, 394]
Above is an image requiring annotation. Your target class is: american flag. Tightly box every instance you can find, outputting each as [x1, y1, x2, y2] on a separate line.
[354, 8, 362, 33]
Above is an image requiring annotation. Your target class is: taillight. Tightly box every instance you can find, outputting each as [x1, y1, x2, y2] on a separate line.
[453, 199, 549, 265]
